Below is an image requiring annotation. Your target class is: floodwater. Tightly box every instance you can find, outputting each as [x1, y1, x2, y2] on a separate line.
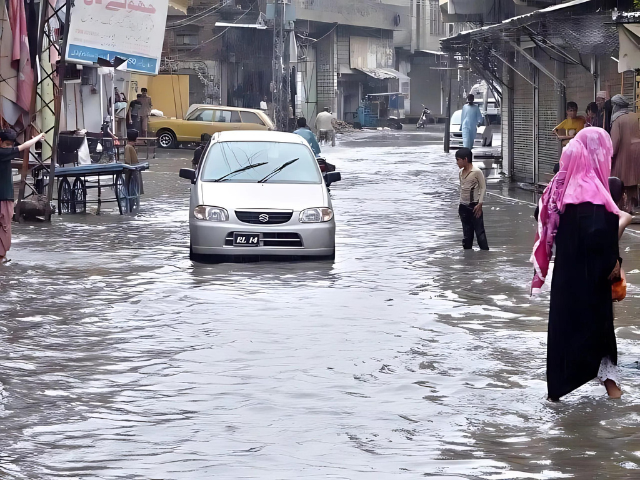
[1, 129, 640, 479]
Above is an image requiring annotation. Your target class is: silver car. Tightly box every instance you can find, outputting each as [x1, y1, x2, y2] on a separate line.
[179, 131, 341, 261]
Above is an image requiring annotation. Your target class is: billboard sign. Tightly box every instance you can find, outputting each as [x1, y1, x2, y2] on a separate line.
[66, 0, 169, 75]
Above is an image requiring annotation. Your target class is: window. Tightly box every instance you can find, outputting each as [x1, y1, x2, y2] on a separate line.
[176, 34, 198, 46]
[201, 141, 322, 184]
[213, 110, 232, 122]
[429, 0, 444, 36]
[240, 111, 265, 126]
[188, 109, 214, 122]
[231, 111, 242, 123]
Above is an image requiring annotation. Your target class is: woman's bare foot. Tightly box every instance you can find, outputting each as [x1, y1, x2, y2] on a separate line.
[604, 379, 622, 398]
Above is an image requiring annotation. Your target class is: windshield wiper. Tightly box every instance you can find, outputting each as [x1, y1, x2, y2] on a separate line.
[213, 162, 268, 182]
[258, 158, 299, 183]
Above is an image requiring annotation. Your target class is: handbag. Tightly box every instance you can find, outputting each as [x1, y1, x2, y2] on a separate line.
[612, 268, 627, 302]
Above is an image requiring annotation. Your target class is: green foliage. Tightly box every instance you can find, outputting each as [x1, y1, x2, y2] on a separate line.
[635, 0, 640, 10]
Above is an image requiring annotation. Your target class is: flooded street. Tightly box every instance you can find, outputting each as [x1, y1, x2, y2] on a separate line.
[2, 129, 640, 479]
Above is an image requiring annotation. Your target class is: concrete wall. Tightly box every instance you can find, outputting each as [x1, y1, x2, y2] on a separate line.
[410, 55, 443, 116]
[293, 0, 410, 31]
[129, 74, 190, 119]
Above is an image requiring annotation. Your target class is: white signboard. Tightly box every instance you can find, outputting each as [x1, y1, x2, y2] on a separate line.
[66, 0, 169, 75]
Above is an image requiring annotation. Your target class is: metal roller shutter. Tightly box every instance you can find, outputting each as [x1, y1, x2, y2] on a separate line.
[512, 55, 534, 183]
[537, 56, 561, 184]
[502, 85, 511, 176]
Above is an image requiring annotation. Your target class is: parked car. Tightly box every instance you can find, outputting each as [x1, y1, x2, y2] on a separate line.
[179, 131, 341, 261]
[150, 105, 274, 149]
[449, 106, 501, 149]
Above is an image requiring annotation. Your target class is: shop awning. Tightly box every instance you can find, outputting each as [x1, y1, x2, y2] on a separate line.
[356, 68, 405, 80]
[441, 0, 591, 45]
[168, 0, 188, 15]
[618, 24, 640, 73]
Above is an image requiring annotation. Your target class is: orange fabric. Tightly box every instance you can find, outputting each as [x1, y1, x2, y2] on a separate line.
[612, 269, 627, 302]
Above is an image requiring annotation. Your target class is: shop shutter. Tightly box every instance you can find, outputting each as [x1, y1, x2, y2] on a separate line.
[501, 84, 510, 176]
[512, 56, 534, 183]
[537, 56, 561, 184]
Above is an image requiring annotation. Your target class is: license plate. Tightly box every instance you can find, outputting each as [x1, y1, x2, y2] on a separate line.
[233, 233, 260, 247]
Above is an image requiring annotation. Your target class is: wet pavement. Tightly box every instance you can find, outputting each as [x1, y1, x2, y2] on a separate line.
[1, 128, 640, 479]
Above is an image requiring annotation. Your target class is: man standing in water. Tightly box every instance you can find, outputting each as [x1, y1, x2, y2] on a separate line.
[456, 147, 489, 250]
[460, 94, 483, 149]
[316, 107, 335, 147]
[139, 88, 153, 137]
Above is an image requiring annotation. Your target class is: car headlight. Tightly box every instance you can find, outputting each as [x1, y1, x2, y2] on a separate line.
[299, 208, 333, 223]
[193, 206, 229, 221]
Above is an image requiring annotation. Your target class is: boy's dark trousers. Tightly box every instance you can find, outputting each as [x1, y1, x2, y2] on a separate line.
[459, 202, 489, 250]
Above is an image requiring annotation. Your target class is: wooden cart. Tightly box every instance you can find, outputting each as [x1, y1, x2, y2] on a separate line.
[54, 162, 149, 215]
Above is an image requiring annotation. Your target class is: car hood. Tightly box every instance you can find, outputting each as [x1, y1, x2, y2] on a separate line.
[198, 182, 329, 211]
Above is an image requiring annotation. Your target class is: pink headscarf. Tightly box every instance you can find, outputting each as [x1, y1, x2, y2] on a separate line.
[531, 127, 620, 294]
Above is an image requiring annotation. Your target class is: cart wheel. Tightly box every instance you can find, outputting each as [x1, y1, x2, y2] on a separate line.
[128, 172, 140, 214]
[58, 178, 72, 214]
[72, 177, 86, 214]
[115, 173, 128, 215]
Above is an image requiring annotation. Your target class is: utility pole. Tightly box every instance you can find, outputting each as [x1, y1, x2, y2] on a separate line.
[272, 0, 291, 132]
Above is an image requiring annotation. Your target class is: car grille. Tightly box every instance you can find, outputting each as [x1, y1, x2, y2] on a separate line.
[452, 132, 462, 138]
[235, 210, 293, 225]
[225, 232, 303, 248]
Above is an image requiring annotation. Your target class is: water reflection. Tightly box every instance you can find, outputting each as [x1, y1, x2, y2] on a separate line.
[0, 136, 639, 478]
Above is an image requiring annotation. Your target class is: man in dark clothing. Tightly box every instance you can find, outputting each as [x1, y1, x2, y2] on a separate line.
[0, 130, 45, 261]
[596, 91, 613, 133]
[192, 133, 212, 169]
[128, 94, 142, 133]
[139, 88, 153, 137]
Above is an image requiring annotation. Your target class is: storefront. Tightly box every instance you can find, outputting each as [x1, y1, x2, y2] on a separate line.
[441, 0, 634, 185]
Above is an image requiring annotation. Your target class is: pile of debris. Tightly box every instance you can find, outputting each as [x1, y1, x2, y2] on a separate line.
[334, 120, 357, 133]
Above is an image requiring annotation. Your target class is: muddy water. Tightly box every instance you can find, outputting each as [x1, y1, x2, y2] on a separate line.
[1, 130, 640, 479]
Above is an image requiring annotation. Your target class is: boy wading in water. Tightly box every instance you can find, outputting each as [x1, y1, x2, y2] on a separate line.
[0, 130, 45, 262]
[456, 147, 489, 250]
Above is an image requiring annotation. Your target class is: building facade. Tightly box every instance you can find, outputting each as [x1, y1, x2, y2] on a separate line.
[442, 0, 634, 185]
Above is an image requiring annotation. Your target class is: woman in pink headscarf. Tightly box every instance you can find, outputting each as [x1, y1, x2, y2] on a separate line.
[531, 127, 622, 401]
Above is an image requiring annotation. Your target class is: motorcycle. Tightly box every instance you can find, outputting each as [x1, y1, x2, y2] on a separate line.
[316, 156, 341, 188]
[416, 105, 431, 129]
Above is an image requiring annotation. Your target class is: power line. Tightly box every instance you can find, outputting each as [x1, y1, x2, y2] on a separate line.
[173, 4, 255, 58]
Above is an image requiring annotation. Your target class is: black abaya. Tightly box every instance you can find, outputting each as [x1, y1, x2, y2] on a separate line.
[547, 203, 619, 400]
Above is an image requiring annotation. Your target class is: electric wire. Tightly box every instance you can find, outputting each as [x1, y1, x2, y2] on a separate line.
[171, 3, 256, 58]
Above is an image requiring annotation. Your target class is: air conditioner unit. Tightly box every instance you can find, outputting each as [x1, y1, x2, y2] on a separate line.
[64, 64, 82, 83]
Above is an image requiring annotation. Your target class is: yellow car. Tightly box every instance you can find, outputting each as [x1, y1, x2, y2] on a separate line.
[149, 105, 274, 149]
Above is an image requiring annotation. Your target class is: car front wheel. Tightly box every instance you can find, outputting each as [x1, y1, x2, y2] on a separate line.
[157, 130, 177, 149]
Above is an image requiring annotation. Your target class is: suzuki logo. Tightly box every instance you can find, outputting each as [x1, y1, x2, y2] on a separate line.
[259, 214, 269, 223]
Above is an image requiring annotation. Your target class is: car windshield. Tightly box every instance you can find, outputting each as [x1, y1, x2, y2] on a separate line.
[200, 141, 322, 184]
[451, 110, 462, 124]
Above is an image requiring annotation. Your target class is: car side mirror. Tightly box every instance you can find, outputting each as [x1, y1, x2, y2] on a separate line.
[179, 168, 196, 183]
[325, 172, 341, 185]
